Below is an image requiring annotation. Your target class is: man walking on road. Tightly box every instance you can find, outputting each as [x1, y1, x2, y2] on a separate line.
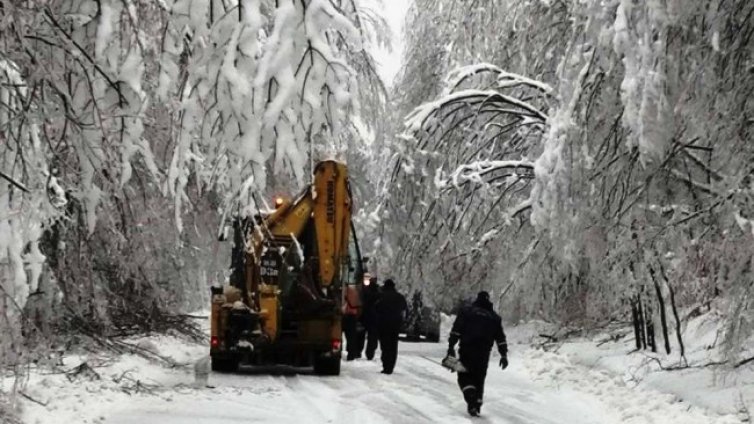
[447, 291, 508, 417]
[375, 279, 407, 374]
[361, 277, 381, 360]
[343, 281, 363, 361]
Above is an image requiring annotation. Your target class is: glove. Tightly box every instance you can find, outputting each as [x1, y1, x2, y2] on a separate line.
[447, 347, 456, 358]
[499, 356, 508, 370]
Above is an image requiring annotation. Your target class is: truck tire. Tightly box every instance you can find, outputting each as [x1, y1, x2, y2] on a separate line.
[426, 333, 440, 343]
[211, 357, 238, 373]
[313, 355, 341, 376]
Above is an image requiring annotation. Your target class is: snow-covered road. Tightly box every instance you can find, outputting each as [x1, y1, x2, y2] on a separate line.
[12, 328, 740, 424]
[104, 342, 610, 424]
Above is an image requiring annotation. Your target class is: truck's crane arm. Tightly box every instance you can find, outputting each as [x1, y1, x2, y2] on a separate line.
[312, 161, 352, 287]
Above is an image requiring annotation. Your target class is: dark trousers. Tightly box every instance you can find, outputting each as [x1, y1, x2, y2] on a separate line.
[457, 350, 490, 408]
[378, 329, 400, 373]
[343, 315, 363, 360]
[355, 328, 366, 355]
[364, 325, 379, 360]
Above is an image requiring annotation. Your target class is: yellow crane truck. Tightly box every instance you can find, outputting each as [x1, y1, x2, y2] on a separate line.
[209, 161, 365, 375]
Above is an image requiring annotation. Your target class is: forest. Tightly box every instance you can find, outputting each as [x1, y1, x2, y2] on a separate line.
[1, 0, 753, 419]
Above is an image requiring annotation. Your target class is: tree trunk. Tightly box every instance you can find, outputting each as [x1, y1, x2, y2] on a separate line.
[645, 301, 656, 353]
[637, 294, 647, 350]
[667, 281, 686, 364]
[649, 265, 672, 354]
[657, 259, 687, 365]
[631, 299, 641, 350]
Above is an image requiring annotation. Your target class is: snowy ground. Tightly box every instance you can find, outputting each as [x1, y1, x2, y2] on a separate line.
[103, 342, 615, 424]
[4, 316, 745, 424]
[536, 308, 754, 420]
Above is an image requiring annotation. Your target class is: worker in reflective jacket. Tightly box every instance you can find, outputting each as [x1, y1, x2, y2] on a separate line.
[447, 291, 508, 417]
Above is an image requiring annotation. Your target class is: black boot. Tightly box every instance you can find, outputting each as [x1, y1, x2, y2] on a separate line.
[467, 404, 480, 417]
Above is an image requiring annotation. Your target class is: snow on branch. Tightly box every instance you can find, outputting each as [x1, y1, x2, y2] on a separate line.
[402, 63, 552, 141]
[459, 198, 534, 257]
[395, 64, 549, 219]
[438, 160, 535, 190]
[444, 63, 554, 96]
[404, 89, 548, 133]
[379, 61, 551, 285]
[160, 0, 369, 225]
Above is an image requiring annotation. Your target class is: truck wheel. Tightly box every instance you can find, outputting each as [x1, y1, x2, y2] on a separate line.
[211, 357, 238, 373]
[313, 355, 341, 376]
[426, 333, 440, 343]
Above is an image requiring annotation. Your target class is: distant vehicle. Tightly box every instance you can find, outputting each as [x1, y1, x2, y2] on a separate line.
[400, 291, 441, 342]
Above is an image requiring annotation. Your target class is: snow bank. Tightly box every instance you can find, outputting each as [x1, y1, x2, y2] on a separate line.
[3, 334, 206, 424]
[521, 347, 738, 424]
[505, 320, 559, 346]
[512, 308, 754, 419]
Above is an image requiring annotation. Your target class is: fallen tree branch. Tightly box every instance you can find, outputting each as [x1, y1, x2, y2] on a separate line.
[109, 339, 182, 367]
[735, 356, 754, 368]
[596, 331, 627, 347]
[0, 169, 29, 192]
[66, 362, 101, 382]
[19, 391, 48, 407]
[176, 314, 209, 320]
[640, 354, 727, 372]
[539, 333, 558, 342]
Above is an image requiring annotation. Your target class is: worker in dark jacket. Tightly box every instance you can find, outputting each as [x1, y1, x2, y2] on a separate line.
[447, 291, 508, 417]
[374, 279, 407, 374]
[343, 283, 363, 361]
[360, 277, 381, 360]
[343, 313, 363, 361]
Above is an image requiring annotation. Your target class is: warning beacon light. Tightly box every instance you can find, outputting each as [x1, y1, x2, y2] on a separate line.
[274, 197, 284, 209]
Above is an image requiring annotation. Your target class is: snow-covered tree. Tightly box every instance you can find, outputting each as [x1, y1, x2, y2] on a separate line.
[378, 0, 754, 362]
[0, 0, 382, 396]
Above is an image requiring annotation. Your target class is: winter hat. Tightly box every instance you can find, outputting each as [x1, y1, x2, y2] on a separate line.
[474, 291, 492, 309]
[383, 279, 396, 289]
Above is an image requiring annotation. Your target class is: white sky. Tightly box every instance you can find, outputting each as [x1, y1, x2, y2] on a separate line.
[366, 0, 410, 88]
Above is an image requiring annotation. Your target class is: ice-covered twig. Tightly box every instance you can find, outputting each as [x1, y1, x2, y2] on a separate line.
[438, 160, 535, 189]
[444, 63, 554, 96]
[404, 89, 548, 133]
